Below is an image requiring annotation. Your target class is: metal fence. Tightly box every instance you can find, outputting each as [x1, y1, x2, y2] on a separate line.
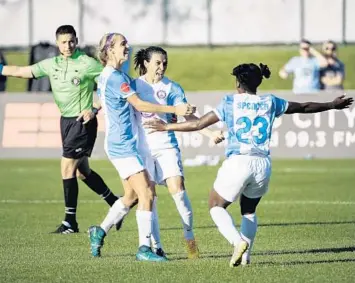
[0, 0, 354, 47]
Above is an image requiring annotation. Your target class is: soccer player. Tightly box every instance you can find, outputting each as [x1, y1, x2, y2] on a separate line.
[0, 25, 120, 234]
[131, 46, 224, 259]
[144, 63, 353, 267]
[88, 33, 195, 261]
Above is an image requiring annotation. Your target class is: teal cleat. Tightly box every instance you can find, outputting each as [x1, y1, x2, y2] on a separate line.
[136, 245, 168, 262]
[88, 226, 106, 257]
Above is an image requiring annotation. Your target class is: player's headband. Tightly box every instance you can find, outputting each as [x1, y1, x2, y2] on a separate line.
[104, 33, 115, 51]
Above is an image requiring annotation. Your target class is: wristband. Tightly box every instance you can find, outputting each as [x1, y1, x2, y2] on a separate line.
[0, 64, 3, 75]
[92, 107, 99, 115]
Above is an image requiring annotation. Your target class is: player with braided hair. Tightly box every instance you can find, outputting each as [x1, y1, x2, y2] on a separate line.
[144, 62, 353, 267]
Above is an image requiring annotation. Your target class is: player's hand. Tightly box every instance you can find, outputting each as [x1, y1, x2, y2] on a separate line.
[175, 104, 196, 116]
[212, 130, 225, 144]
[77, 109, 95, 125]
[143, 119, 167, 133]
[331, 94, 353, 110]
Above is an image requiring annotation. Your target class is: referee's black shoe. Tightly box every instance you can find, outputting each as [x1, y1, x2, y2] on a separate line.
[51, 221, 79, 234]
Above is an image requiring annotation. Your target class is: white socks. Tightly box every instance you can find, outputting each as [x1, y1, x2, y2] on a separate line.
[210, 206, 241, 246]
[172, 191, 194, 240]
[151, 197, 162, 250]
[240, 213, 257, 262]
[136, 210, 153, 247]
[100, 198, 129, 234]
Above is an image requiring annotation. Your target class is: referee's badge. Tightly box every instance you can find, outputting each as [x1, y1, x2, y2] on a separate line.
[71, 77, 81, 86]
[157, 90, 167, 99]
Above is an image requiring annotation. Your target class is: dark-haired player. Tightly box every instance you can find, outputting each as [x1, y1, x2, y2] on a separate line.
[132, 46, 224, 259]
[145, 63, 353, 267]
[0, 25, 119, 234]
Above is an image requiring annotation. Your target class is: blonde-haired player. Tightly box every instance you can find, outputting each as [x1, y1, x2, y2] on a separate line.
[88, 33, 195, 261]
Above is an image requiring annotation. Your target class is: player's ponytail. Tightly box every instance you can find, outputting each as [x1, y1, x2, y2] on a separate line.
[231, 63, 271, 93]
[259, 63, 271, 79]
[134, 48, 147, 76]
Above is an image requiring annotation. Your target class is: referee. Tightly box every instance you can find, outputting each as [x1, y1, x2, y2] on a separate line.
[0, 25, 120, 234]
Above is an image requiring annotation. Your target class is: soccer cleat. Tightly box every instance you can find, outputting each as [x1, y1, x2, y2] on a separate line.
[186, 239, 200, 259]
[153, 248, 168, 260]
[51, 221, 79, 234]
[136, 245, 168, 262]
[241, 258, 251, 266]
[88, 226, 106, 257]
[229, 240, 249, 268]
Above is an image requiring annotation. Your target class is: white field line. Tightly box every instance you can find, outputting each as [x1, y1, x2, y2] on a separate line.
[1, 199, 355, 205]
[1, 167, 354, 174]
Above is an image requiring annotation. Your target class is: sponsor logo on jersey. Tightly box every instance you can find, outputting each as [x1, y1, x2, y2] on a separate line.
[120, 82, 131, 93]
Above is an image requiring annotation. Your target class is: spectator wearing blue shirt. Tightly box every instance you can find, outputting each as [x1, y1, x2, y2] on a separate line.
[279, 39, 327, 94]
[320, 41, 345, 90]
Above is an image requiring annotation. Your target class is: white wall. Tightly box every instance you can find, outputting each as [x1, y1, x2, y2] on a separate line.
[0, 0, 352, 46]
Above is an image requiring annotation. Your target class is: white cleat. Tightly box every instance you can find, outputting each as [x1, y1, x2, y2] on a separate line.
[241, 258, 251, 266]
[229, 240, 249, 268]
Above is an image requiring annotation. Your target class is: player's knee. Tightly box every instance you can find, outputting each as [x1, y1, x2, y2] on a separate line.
[137, 186, 154, 203]
[125, 194, 139, 208]
[208, 189, 230, 209]
[167, 176, 184, 195]
[61, 160, 78, 179]
[76, 170, 87, 180]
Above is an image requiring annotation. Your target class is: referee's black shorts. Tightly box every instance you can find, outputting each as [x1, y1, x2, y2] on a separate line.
[60, 116, 98, 159]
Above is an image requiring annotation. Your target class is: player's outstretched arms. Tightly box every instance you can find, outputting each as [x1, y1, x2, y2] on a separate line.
[184, 114, 225, 144]
[144, 111, 220, 133]
[0, 64, 33, 79]
[128, 94, 196, 116]
[285, 95, 353, 114]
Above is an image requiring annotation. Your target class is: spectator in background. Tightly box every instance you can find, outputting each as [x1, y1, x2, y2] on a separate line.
[27, 41, 58, 92]
[320, 40, 345, 90]
[0, 50, 7, 92]
[279, 39, 327, 94]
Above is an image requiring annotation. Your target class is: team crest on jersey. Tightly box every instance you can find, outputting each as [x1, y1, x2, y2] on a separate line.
[156, 90, 167, 99]
[71, 77, 81, 86]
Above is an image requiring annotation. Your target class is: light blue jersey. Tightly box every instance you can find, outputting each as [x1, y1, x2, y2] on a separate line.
[133, 76, 187, 153]
[213, 93, 288, 157]
[97, 66, 138, 159]
[285, 56, 320, 94]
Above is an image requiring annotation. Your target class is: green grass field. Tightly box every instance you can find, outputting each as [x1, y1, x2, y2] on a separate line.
[0, 159, 354, 282]
[4, 45, 355, 92]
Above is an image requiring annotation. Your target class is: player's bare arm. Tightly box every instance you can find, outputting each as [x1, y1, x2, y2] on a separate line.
[145, 111, 220, 132]
[1, 65, 33, 78]
[128, 93, 196, 115]
[285, 94, 353, 114]
[184, 114, 225, 144]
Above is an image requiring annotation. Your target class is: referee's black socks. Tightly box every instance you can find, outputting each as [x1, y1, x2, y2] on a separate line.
[63, 177, 78, 225]
[82, 170, 118, 206]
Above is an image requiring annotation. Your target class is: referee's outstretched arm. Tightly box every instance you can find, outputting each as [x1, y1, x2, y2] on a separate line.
[1, 65, 33, 79]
